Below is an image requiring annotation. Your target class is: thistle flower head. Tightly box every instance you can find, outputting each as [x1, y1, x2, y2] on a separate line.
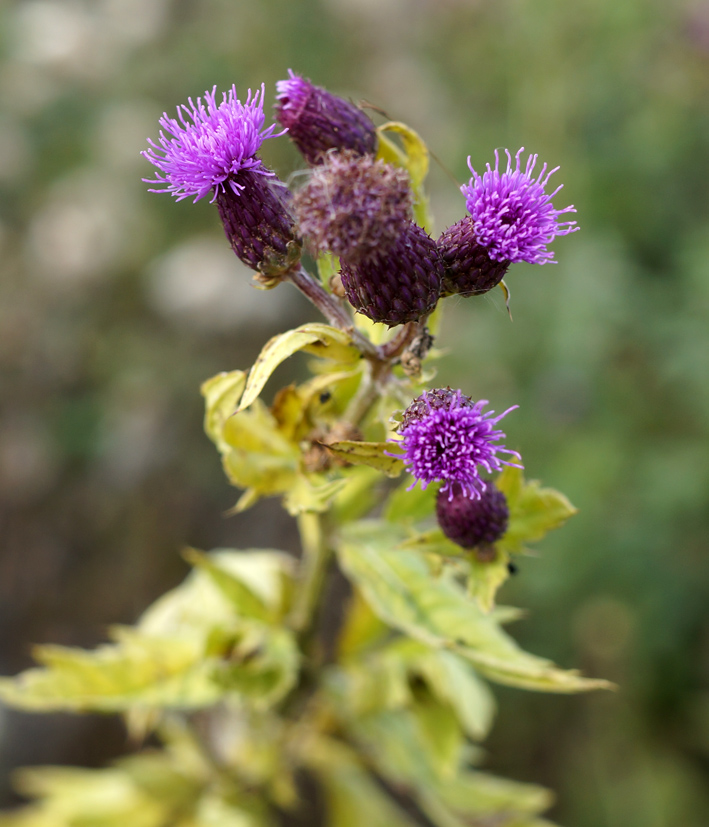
[275, 70, 377, 165]
[436, 483, 510, 549]
[339, 221, 442, 326]
[294, 151, 413, 260]
[142, 84, 284, 203]
[393, 389, 522, 499]
[462, 148, 578, 265]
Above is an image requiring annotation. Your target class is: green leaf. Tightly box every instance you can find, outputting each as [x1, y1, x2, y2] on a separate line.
[496, 467, 578, 553]
[282, 474, 348, 516]
[219, 400, 300, 506]
[337, 529, 613, 694]
[414, 649, 496, 741]
[303, 736, 418, 827]
[0, 550, 301, 713]
[238, 324, 359, 413]
[325, 440, 404, 477]
[468, 549, 511, 613]
[384, 477, 437, 523]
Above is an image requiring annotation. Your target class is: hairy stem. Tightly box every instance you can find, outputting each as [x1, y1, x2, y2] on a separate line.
[287, 267, 379, 358]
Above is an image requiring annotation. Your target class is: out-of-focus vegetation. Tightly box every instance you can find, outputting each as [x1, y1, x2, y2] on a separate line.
[0, 1, 707, 825]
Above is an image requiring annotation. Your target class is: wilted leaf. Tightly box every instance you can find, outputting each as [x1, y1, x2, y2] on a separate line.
[325, 441, 404, 477]
[496, 467, 578, 553]
[238, 324, 359, 413]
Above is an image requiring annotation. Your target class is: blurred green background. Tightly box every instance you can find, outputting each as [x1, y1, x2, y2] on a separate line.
[1, 0, 708, 824]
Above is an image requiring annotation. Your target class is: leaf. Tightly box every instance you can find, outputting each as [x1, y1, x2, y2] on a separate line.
[219, 400, 300, 505]
[496, 467, 578, 553]
[0, 551, 301, 713]
[468, 549, 511, 613]
[201, 370, 247, 453]
[0, 631, 223, 713]
[337, 589, 390, 660]
[377, 122, 429, 188]
[325, 441, 404, 477]
[282, 474, 348, 516]
[238, 324, 359, 413]
[376, 121, 432, 230]
[337, 529, 613, 694]
[384, 477, 437, 523]
[414, 649, 496, 741]
[330, 465, 383, 523]
[182, 549, 294, 623]
[303, 736, 418, 827]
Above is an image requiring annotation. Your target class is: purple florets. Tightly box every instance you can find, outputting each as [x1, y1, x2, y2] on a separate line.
[393, 389, 522, 499]
[142, 84, 284, 203]
[462, 148, 578, 265]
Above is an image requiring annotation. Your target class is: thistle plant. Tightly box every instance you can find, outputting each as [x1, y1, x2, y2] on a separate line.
[0, 75, 609, 827]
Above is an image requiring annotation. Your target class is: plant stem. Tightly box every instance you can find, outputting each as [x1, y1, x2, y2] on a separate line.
[287, 267, 379, 358]
[289, 512, 331, 637]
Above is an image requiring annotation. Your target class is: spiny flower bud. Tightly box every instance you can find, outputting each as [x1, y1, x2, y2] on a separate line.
[438, 216, 510, 297]
[339, 222, 442, 326]
[436, 483, 509, 549]
[142, 85, 300, 276]
[216, 171, 300, 277]
[391, 388, 522, 499]
[439, 148, 578, 297]
[275, 71, 377, 165]
[293, 151, 413, 261]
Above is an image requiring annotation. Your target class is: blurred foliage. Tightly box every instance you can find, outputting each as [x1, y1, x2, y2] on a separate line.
[0, 0, 707, 825]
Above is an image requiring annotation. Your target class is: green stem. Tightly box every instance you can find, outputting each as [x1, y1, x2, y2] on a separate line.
[289, 512, 331, 637]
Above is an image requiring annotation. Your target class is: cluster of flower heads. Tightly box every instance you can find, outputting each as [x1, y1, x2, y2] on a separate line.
[142, 72, 578, 319]
[141, 76, 569, 551]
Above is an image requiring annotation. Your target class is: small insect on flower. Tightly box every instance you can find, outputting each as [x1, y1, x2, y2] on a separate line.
[391, 388, 522, 499]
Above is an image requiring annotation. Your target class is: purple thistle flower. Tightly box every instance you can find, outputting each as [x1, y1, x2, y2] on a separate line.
[142, 84, 284, 203]
[392, 389, 522, 499]
[462, 147, 578, 266]
[294, 150, 413, 260]
[275, 70, 377, 165]
[436, 483, 509, 549]
[143, 85, 300, 277]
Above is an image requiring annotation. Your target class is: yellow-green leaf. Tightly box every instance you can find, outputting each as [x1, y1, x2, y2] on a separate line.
[337, 529, 613, 694]
[376, 121, 432, 229]
[496, 467, 578, 553]
[238, 324, 358, 413]
[326, 440, 404, 477]
[201, 370, 247, 453]
[468, 549, 511, 613]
